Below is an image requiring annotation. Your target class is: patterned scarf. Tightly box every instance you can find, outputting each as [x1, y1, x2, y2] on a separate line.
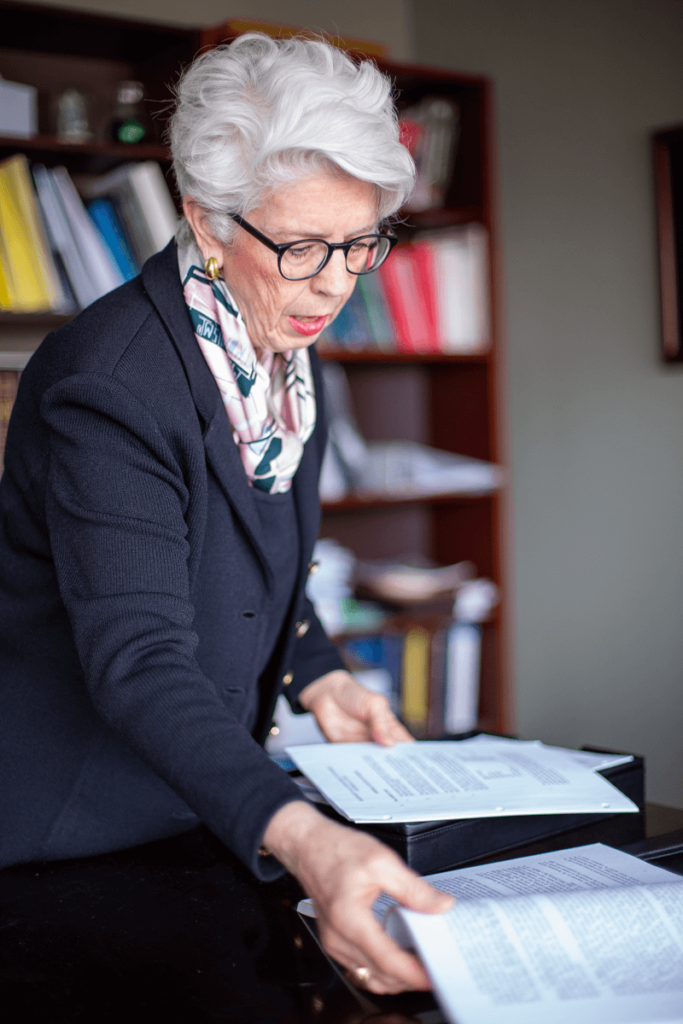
[178, 241, 316, 494]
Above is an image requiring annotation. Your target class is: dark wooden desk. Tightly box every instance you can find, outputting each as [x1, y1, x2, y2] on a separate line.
[2, 804, 682, 1024]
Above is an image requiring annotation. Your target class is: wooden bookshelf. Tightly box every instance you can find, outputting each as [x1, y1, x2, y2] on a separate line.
[318, 348, 491, 365]
[0, 4, 511, 734]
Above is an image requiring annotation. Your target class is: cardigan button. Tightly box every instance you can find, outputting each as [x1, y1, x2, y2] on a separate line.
[295, 619, 310, 638]
[307, 561, 320, 576]
[282, 671, 294, 687]
[269, 725, 280, 736]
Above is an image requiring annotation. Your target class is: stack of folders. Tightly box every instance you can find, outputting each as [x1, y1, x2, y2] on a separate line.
[0, 154, 177, 315]
[318, 225, 489, 355]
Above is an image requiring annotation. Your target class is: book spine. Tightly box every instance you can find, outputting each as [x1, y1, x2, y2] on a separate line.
[333, 285, 373, 349]
[410, 241, 441, 353]
[381, 634, 404, 716]
[429, 230, 490, 354]
[51, 166, 124, 299]
[88, 199, 139, 282]
[377, 253, 415, 352]
[444, 622, 482, 734]
[33, 166, 99, 310]
[128, 162, 178, 254]
[0, 156, 55, 312]
[356, 273, 395, 351]
[0, 370, 20, 473]
[401, 626, 431, 736]
[427, 626, 448, 737]
[10, 155, 64, 311]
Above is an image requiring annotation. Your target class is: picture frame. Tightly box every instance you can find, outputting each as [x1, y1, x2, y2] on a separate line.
[654, 124, 683, 362]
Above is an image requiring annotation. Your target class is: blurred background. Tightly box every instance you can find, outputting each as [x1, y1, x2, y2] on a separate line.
[3, 0, 683, 808]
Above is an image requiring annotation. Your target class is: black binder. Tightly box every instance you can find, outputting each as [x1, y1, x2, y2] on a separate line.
[318, 745, 645, 874]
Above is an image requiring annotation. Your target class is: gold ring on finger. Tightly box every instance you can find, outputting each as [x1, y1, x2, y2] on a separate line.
[348, 965, 371, 986]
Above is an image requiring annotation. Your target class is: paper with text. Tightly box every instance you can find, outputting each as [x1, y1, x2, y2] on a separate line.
[285, 740, 639, 823]
[386, 845, 683, 1024]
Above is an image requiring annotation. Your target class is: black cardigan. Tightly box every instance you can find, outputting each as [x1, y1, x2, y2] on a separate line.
[0, 241, 344, 876]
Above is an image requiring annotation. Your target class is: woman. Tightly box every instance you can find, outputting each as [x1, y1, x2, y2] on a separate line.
[0, 34, 452, 993]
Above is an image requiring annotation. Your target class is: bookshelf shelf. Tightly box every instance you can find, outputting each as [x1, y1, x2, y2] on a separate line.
[0, 311, 74, 328]
[322, 491, 496, 512]
[400, 205, 484, 230]
[0, 135, 170, 162]
[318, 348, 490, 365]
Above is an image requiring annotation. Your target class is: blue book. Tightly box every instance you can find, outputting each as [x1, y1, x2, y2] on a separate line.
[357, 273, 394, 349]
[333, 285, 373, 348]
[342, 633, 403, 713]
[88, 199, 139, 282]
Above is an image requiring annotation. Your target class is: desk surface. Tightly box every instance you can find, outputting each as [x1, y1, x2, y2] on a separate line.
[2, 803, 683, 1024]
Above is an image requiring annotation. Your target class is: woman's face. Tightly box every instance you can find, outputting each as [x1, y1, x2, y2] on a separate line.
[184, 170, 378, 352]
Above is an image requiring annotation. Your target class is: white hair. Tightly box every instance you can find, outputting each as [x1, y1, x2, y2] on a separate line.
[169, 33, 415, 247]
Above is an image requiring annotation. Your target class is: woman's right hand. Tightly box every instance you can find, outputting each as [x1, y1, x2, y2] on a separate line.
[262, 800, 454, 995]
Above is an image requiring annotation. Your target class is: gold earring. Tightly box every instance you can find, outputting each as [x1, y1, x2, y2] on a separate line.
[204, 256, 220, 281]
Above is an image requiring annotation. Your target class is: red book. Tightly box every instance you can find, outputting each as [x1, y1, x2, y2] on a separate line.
[378, 244, 439, 352]
[410, 240, 440, 353]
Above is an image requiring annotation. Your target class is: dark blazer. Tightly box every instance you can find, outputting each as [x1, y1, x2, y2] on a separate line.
[0, 241, 344, 876]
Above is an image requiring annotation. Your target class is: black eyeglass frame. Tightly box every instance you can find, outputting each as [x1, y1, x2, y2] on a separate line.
[228, 212, 398, 280]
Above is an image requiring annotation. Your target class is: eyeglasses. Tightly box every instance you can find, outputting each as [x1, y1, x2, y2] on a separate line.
[228, 212, 397, 281]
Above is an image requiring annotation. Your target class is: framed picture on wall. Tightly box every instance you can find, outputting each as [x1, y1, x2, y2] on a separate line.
[654, 125, 683, 362]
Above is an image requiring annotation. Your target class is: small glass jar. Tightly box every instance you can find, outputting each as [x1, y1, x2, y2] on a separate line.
[56, 88, 92, 143]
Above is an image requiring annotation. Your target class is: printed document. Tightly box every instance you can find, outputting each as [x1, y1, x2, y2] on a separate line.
[285, 739, 638, 823]
[384, 844, 683, 1024]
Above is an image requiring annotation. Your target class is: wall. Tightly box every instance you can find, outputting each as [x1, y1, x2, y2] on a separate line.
[414, 0, 683, 807]
[11, 0, 415, 61]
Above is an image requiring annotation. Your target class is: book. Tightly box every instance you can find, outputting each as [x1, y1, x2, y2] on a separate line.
[378, 244, 438, 352]
[329, 281, 374, 348]
[355, 273, 394, 349]
[400, 625, 432, 734]
[423, 226, 490, 353]
[33, 165, 100, 310]
[401, 96, 460, 213]
[286, 736, 639, 825]
[50, 166, 125, 302]
[341, 634, 403, 715]
[81, 161, 177, 266]
[299, 842, 683, 1024]
[0, 370, 20, 472]
[0, 250, 11, 310]
[444, 622, 482, 735]
[0, 155, 62, 312]
[88, 199, 139, 282]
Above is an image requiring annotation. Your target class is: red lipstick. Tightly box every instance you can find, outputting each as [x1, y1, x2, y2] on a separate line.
[289, 315, 327, 336]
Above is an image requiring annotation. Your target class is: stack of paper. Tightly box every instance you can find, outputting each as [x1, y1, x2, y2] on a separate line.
[285, 736, 638, 824]
[298, 843, 683, 1024]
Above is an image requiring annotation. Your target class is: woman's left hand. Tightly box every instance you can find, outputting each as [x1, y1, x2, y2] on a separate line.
[299, 670, 413, 745]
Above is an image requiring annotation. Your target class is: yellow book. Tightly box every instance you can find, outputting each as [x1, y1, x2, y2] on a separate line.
[401, 627, 431, 733]
[0, 154, 59, 312]
[0, 239, 11, 310]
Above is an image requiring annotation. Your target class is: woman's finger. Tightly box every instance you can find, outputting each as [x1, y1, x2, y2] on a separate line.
[320, 910, 432, 993]
[362, 692, 414, 746]
[381, 860, 455, 916]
